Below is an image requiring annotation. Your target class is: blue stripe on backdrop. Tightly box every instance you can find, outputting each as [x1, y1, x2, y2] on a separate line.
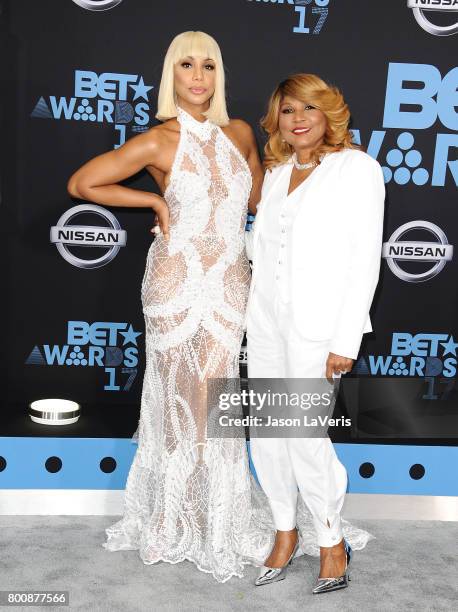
[0, 438, 457, 496]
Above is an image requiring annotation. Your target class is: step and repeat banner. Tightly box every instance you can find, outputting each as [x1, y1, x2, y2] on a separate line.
[2, 1, 458, 495]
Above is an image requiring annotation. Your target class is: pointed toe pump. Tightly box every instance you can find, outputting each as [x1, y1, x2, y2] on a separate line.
[255, 539, 300, 586]
[312, 538, 352, 595]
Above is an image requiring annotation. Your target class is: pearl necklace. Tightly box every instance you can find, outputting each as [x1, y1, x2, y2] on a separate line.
[292, 152, 317, 171]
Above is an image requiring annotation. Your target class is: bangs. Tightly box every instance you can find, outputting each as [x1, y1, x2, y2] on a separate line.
[169, 31, 219, 65]
[281, 78, 323, 109]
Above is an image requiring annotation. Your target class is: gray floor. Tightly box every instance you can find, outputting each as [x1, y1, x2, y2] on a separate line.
[0, 517, 457, 612]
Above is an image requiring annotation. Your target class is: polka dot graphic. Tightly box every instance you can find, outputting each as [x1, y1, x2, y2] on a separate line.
[382, 132, 429, 185]
[412, 168, 429, 186]
[66, 347, 85, 365]
[386, 149, 403, 167]
[359, 462, 375, 478]
[73, 99, 96, 122]
[388, 357, 408, 376]
[397, 132, 414, 150]
[394, 167, 411, 185]
[409, 464, 425, 480]
[382, 166, 392, 183]
[405, 150, 421, 168]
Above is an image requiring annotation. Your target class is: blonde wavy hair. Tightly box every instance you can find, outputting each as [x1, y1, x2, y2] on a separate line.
[156, 31, 229, 126]
[261, 73, 359, 170]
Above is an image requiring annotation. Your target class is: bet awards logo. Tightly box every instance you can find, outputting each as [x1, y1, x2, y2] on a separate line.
[382, 221, 453, 282]
[355, 332, 457, 378]
[26, 320, 141, 392]
[31, 69, 154, 146]
[407, 1, 458, 36]
[352, 62, 458, 188]
[50, 204, 127, 269]
[72, 0, 123, 10]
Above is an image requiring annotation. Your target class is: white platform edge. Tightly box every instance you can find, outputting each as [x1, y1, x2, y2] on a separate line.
[0, 490, 457, 520]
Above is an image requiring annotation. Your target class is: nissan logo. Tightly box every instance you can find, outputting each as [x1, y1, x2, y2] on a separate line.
[50, 204, 127, 269]
[382, 220, 453, 282]
[407, 0, 458, 36]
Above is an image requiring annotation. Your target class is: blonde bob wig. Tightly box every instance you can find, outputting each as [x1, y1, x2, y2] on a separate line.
[261, 73, 359, 170]
[156, 31, 229, 126]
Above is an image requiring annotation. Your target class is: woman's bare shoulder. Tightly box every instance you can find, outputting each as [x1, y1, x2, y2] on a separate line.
[225, 119, 258, 157]
[228, 118, 255, 138]
[142, 119, 180, 147]
[124, 120, 180, 169]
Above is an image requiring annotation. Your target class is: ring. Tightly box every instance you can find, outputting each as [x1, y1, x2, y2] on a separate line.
[152, 225, 161, 235]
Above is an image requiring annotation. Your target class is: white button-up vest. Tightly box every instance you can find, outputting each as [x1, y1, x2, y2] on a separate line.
[256, 164, 314, 304]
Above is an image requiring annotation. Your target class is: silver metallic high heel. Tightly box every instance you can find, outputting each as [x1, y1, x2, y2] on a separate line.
[312, 538, 352, 594]
[255, 538, 300, 586]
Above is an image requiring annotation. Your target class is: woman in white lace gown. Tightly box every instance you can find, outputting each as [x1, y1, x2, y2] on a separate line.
[67, 31, 373, 583]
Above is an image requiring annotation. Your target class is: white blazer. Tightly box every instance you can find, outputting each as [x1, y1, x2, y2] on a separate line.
[245, 148, 385, 360]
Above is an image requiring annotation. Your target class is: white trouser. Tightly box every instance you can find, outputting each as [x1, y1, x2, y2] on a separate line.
[246, 289, 348, 547]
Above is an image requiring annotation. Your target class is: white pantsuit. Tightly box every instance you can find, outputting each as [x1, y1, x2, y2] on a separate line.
[244, 149, 385, 547]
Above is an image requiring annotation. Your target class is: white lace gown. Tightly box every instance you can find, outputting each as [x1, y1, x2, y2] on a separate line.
[102, 107, 374, 582]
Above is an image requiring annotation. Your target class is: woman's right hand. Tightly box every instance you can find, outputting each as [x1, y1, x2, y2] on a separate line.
[151, 196, 170, 240]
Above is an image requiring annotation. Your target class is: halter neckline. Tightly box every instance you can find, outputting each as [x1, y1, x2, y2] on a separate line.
[176, 106, 214, 140]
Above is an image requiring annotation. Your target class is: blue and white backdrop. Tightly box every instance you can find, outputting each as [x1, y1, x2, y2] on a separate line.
[2, 0, 458, 518]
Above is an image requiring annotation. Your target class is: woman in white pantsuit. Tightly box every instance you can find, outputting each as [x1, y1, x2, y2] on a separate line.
[245, 74, 385, 593]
